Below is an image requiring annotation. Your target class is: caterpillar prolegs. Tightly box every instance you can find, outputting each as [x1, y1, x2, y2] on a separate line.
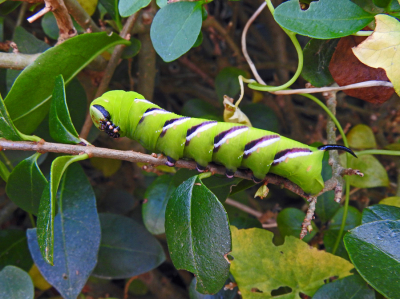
[90, 91, 356, 195]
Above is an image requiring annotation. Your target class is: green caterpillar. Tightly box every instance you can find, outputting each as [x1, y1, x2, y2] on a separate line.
[90, 90, 356, 194]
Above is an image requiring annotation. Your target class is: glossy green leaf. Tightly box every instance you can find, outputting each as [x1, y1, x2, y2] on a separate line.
[41, 12, 59, 40]
[324, 206, 362, 260]
[92, 213, 165, 279]
[121, 36, 141, 59]
[344, 220, 400, 299]
[37, 154, 89, 265]
[341, 154, 389, 188]
[316, 190, 340, 223]
[156, 0, 167, 8]
[0, 266, 34, 299]
[274, 0, 374, 39]
[182, 98, 222, 121]
[4, 32, 130, 134]
[189, 277, 238, 299]
[373, 0, 391, 8]
[0, 230, 33, 271]
[379, 196, 400, 207]
[362, 204, 400, 224]
[49, 75, 80, 144]
[27, 163, 100, 299]
[302, 39, 338, 87]
[241, 103, 279, 132]
[313, 274, 375, 299]
[6, 153, 47, 215]
[277, 208, 318, 243]
[119, 0, 150, 17]
[230, 227, 354, 298]
[215, 67, 248, 103]
[150, 2, 203, 62]
[0, 93, 22, 141]
[165, 175, 231, 294]
[347, 124, 377, 149]
[0, 2, 21, 15]
[143, 174, 175, 235]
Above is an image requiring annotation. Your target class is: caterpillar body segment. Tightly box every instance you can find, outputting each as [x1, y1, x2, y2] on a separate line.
[90, 91, 355, 195]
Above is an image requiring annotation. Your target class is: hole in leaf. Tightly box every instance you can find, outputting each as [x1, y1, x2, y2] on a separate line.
[271, 286, 292, 297]
[226, 254, 234, 261]
[62, 274, 68, 280]
[251, 288, 263, 293]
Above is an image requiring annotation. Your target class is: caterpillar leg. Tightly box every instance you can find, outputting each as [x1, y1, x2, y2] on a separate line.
[165, 156, 176, 167]
[225, 169, 236, 178]
[252, 175, 263, 184]
[196, 163, 207, 173]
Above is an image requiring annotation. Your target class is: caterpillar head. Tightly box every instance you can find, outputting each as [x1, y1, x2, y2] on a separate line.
[90, 99, 121, 139]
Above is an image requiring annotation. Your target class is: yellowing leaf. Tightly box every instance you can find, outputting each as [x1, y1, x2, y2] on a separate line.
[76, 0, 98, 16]
[91, 157, 121, 177]
[347, 124, 376, 149]
[230, 226, 354, 299]
[251, 91, 263, 103]
[223, 96, 252, 127]
[29, 264, 52, 291]
[352, 14, 400, 95]
[379, 196, 400, 207]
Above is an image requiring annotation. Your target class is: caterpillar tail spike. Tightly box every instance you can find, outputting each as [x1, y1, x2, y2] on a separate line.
[318, 144, 357, 158]
[90, 91, 359, 195]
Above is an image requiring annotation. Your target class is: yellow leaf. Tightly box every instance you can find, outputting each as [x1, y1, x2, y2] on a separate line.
[91, 157, 122, 177]
[352, 14, 400, 95]
[29, 264, 52, 291]
[379, 196, 400, 207]
[76, 0, 98, 16]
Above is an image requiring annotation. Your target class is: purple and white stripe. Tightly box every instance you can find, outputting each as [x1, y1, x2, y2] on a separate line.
[138, 108, 171, 124]
[243, 135, 280, 158]
[185, 121, 218, 145]
[213, 126, 249, 152]
[272, 148, 312, 166]
[134, 98, 152, 104]
[160, 117, 190, 137]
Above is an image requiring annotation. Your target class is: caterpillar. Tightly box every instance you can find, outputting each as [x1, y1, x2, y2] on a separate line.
[90, 90, 356, 195]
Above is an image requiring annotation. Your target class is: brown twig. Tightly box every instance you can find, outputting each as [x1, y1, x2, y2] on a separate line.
[300, 196, 317, 239]
[0, 53, 40, 69]
[27, 5, 51, 23]
[124, 276, 138, 299]
[0, 139, 362, 201]
[47, 0, 77, 43]
[64, 0, 101, 32]
[79, 13, 139, 139]
[225, 198, 263, 218]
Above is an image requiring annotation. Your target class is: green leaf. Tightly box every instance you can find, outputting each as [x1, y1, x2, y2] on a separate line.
[0, 160, 9, 182]
[27, 163, 100, 299]
[241, 103, 279, 132]
[347, 124, 377, 149]
[156, 0, 167, 8]
[121, 36, 141, 59]
[352, 0, 385, 13]
[313, 274, 375, 299]
[181, 99, 222, 121]
[36, 154, 89, 265]
[302, 39, 338, 87]
[99, 0, 118, 20]
[215, 67, 248, 103]
[274, 0, 374, 39]
[362, 204, 400, 224]
[0, 266, 34, 299]
[373, 0, 391, 8]
[379, 196, 400, 207]
[0, 230, 33, 271]
[189, 277, 238, 299]
[230, 217, 262, 230]
[6, 153, 47, 215]
[41, 12, 59, 40]
[203, 176, 242, 202]
[323, 206, 362, 260]
[316, 190, 340, 223]
[119, 0, 151, 17]
[4, 32, 130, 134]
[340, 154, 389, 188]
[277, 208, 318, 243]
[344, 220, 400, 299]
[143, 174, 176, 235]
[165, 175, 231, 294]
[101, 188, 135, 214]
[0, 93, 22, 141]
[49, 75, 81, 144]
[92, 213, 165, 279]
[230, 227, 354, 298]
[150, 2, 203, 62]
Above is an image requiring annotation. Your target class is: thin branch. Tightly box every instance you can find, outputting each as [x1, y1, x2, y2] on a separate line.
[300, 196, 317, 239]
[64, 0, 101, 32]
[79, 13, 139, 139]
[272, 80, 393, 95]
[225, 198, 263, 218]
[0, 52, 40, 69]
[27, 5, 51, 23]
[241, 1, 267, 85]
[0, 139, 362, 201]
